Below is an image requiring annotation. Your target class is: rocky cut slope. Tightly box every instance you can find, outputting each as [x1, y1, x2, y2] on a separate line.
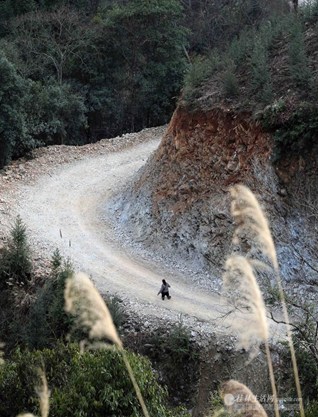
[107, 101, 318, 289]
[108, 106, 286, 284]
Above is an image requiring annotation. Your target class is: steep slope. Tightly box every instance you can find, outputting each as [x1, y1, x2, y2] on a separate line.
[108, 109, 271, 280]
[108, 10, 318, 289]
[108, 109, 317, 289]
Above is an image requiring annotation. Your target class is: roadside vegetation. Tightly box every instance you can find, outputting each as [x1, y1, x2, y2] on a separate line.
[182, 0, 318, 163]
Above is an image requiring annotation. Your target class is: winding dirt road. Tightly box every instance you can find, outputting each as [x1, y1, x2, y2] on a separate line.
[2, 128, 284, 338]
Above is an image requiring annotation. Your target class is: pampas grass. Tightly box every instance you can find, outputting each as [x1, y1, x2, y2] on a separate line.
[64, 272, 150, 417]
[223, 255, 268, 349]
[229, 184, 305, 417]
[223, 255, 279, 417]
[221, 380, 268, 417]
[64, 272, 122, 348]
[36, 372, 50, 417]
[17, 370, 50, 417]
[230, 184, 278, 269]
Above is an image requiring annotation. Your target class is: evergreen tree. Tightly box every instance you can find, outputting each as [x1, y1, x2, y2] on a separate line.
[0, 216, 32, 289]
[288, 19, 312, 89]
[250, 37, 272, 103]
[27, 252, 74, 349]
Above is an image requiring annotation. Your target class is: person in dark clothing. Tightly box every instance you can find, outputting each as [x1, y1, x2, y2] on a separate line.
[157, 279, 171, 300]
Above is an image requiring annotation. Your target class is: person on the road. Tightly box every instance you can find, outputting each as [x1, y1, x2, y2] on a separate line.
[157, 279, 171, 300]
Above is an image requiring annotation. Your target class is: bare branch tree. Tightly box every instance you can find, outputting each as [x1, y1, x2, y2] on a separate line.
[9, 7, 94, 83]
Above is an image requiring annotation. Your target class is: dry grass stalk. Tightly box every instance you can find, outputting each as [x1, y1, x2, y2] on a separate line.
[16, 370, 50, 417]
[221, 380, 268, 417]
[229, 184, 278, 269]
[64, 272, 150, 417]
[64, 272, 122, 348]
[36, 371, 50, 417]
[223, 256, 279, 417]
[229, 184, 305, 417]
[223, 255, 268, 350]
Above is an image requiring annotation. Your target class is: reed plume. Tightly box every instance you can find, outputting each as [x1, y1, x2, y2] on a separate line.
[221, 380, 268, 417]
[223, 255, 268, 350]
[223, 255, 279, 417]
[64, 272, 122, 348]
[230, 184, 278, 269]
[229, 184, 305, 417]
[36, 371, 50, 417]
[16, 370, 50, 417]
[64, 272, 150, 417]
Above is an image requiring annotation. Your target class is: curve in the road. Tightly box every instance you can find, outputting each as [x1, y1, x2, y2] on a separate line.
[16, 135, 284, 339]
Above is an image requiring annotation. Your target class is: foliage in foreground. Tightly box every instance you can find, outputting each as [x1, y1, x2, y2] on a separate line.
[0, 343, 186, 417]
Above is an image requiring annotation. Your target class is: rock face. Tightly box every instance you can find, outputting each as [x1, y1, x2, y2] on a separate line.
[108, 106, 317, 287]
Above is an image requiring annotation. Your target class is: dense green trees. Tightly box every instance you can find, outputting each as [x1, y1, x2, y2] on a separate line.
[0, 54, 30, 168]
[0, 0, 187, 168]
[25, 80, 88, 145]
[85, 0, 187, 137]
[181, 0, 288, 53]
[7, 6, 92, 82]
[0, 343, 185, 417]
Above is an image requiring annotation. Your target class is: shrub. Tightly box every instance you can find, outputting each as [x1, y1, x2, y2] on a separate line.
[227, 29, 254, 66]
[182, 53, 220, 102]
[0, 343, 186, 417]
[0, 216, 32, 289]
[27, 251, 74, 349]
[223, 69, 239, 98]
[288, 19, 312, 89]
[208, 391, 230, 416]
[167, 320, 196, 366]
[149, 320, 199, 395]
[301, 0, 318, 22]
[250, 38, 272, 103]
[305, 401, 318, 417]
[105, 295, 127, 330]
[260, 101, 318, 161]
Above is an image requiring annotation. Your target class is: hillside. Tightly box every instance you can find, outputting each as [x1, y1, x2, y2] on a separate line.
[108, 8, 318, 291]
